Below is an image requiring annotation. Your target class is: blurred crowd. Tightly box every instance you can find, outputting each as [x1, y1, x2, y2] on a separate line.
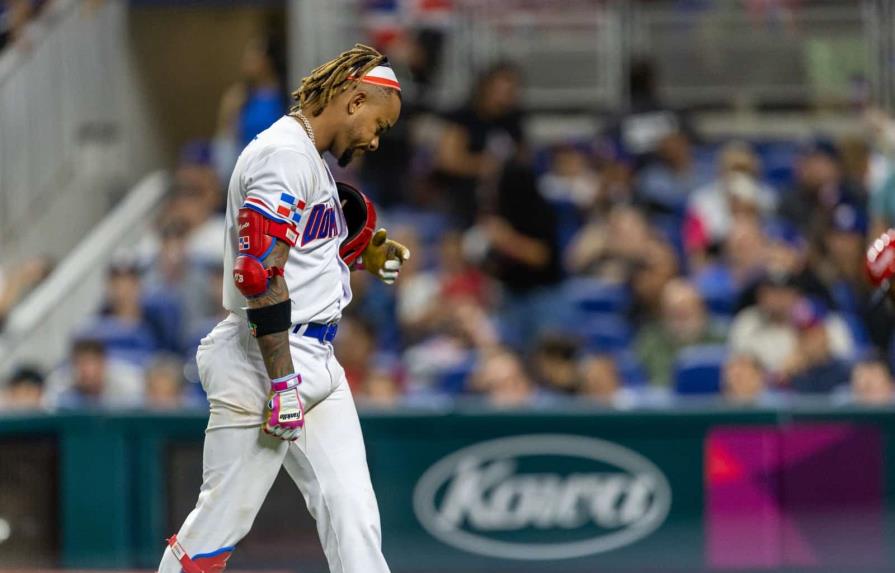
[4, 32, 895, 412]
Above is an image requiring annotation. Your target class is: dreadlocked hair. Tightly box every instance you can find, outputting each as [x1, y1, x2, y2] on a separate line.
[290, 43, 388, 117]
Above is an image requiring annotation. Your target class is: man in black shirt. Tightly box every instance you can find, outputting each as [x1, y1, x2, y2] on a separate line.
[433, 63, 525, 228]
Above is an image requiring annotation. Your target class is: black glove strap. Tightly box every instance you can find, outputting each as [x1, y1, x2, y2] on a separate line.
[246, 299, 291, 337]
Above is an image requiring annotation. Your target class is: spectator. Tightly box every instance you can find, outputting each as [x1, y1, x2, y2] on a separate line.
[532, 334, 580, 396]
[0, 255, 53, 331]
[358, 30, 445, 208]
[403, 297, 499, 394]
[472, 349, 534, 408]
[778, 140, 861, 238]
[578, 354, 637, 408]
[733, 220, 832, 313]
[567, 204, 653, 280]
[214, 33, 288, 181]
[333, 316, 377, 393]
[396, 228, 490, 345]
[81, 261, 162, 359]
[360, 369, 402, 408]
[636, 130, 712, 216]
[722, 217, 769, 289]
[433, 62, 524, 228]
[538, 144, 601, 213]
[817, 203, 894, 351]
[845, 357, 895, 405]
[721, 354, 772, 406]
[145, 355, 186, 410]
[46, 338, 143, 409]
[165, 161, 226, 265]
[628, 236, 680, 326]
[635, 279, 726, 388]
[538, 144, 603, 254]
[439, 230, 490, 307]
[2, 365, 44, 410]
[487, 159, 566, 350]
[393, 225, 440, 342]
[684, 142, 776, 264]
[729, 272, 853, 376]
[785, 300, 851, 394]
[603, 56, 693, 166]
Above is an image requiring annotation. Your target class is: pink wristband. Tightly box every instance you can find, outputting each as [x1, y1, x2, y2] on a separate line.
[271, 373, 301, 392]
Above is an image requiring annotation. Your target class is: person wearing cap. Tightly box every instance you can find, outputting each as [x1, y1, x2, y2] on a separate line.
[783, 298, 852, 394]
[778, 139, 864, 238]
[683, 141, 776, 263]
[2, 365, 45, 410]
[818, 203, 895, 352]
[728, 270, 854, 377]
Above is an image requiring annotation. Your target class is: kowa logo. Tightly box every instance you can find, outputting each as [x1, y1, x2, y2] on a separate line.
[412, 434, 671, 560]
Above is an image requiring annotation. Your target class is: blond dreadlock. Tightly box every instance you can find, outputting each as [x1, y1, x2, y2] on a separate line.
[290, 44, 388, 117]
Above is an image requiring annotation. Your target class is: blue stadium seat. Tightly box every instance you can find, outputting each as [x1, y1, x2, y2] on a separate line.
[578, 314, 633, 353]
[437, 356, 477, 395]
[693, 263, 737, 316]
[754, 140, 800, 190]
[565, 278, 630, 314]
[614, 349, 648, 386]
[76, 317, 158, 366]
[673, 344, 727, 395]
[841, 312, 872, 358]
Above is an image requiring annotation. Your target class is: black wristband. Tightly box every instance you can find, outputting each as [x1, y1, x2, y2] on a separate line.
[246, 299, 291, 337]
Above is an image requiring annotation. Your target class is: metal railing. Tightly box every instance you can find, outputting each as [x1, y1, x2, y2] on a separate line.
[0, 0, 126, 250]
[0, 171, 169, 377]
[632, 2, 869, 109]
[289, 0, 879, 112]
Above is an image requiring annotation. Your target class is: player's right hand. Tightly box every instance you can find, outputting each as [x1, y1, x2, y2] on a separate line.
[362, 228, 411, 285]
[263, 373, 305, 441]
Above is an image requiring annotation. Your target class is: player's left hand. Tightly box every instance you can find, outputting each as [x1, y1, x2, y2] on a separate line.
[362, 228, 411, 285]
[263, 374, 305, 441]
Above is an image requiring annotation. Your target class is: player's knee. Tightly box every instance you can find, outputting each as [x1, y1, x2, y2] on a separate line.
[322, 484, 379, 525]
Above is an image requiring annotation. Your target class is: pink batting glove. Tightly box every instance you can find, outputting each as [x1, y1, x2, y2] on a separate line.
[263, 373, 305, 441]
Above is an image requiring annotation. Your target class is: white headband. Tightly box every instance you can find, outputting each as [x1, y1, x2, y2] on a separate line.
[351, 65, 401, 91]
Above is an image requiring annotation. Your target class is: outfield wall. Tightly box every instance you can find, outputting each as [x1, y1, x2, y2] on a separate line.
[0, 407, 892, 572]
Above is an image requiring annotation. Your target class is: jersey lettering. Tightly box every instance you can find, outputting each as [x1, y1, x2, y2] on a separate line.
[301, 204, 341, 246]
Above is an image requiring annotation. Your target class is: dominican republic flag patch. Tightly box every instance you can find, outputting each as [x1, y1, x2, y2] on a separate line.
[276, 193, 306, 224]
[239, 236, 250, 251]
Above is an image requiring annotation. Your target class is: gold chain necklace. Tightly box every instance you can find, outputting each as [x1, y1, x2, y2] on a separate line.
[293, 109, 316, 148]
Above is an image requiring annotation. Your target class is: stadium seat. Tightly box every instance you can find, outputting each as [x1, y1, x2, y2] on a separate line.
[754, 140, 799, 190]
[693, 263, 737, 316]
[673, 344, 727, 395]
[437, 358, 477, 395]
[578, 313, 633, 353]
[842, 312, 872, 357]
[614, 349, 648, 386]
[75, 318, 158, 367]
[565, 278, 630, 314]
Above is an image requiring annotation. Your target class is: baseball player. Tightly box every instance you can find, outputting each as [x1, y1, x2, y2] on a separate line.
[158, 44, 408, 573]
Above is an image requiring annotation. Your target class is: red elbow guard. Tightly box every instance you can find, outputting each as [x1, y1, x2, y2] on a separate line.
[234, 206, 293, 297]
[234, 255, 284, 297]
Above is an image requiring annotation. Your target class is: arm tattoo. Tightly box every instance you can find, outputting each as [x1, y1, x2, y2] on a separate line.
[245, 240, 294, 379]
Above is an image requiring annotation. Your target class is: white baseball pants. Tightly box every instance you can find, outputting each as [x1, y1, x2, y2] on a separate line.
[157, 314, 390, 573]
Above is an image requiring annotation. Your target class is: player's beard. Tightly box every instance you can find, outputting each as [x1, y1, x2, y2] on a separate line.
[338, 147, 355, 167]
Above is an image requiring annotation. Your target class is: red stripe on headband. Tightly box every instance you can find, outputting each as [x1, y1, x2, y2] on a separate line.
[356, 76, 401, 90]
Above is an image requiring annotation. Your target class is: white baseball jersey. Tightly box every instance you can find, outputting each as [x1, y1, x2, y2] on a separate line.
[222, 115, 352, 325]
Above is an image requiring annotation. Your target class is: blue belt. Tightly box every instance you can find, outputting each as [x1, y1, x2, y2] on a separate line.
[292, 321, 339, 343]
